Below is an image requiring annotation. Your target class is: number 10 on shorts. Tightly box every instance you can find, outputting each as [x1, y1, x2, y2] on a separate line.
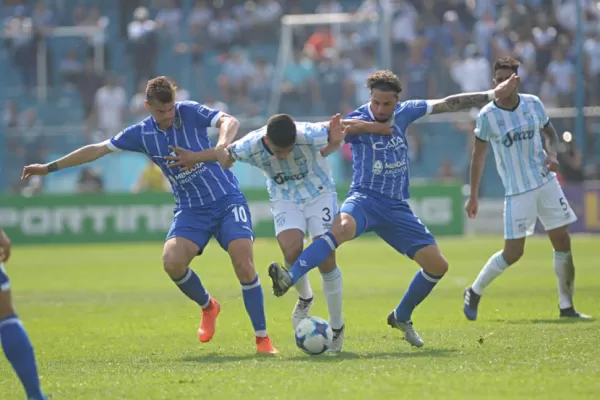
[232, 206, 248, 223]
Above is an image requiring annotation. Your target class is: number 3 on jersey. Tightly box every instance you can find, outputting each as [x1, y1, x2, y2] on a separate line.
[232, 205, 248, 223]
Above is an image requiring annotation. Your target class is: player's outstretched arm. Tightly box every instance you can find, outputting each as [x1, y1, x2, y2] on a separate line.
[21, 142, 113, 180]
[465, 138, 489, 219]
[342, 119, 392, 135]
[429, 74, 520, 115]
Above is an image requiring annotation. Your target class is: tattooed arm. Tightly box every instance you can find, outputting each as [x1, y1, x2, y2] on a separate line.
[429, 92, 496, 114]
[429, 73, 520, 115]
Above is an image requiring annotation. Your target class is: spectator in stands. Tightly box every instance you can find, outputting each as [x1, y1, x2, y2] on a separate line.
[76, 167, 104, 194]
[208, 8, 239, 51]
[304, 26, 335, 62]
[546, 48, 576, 107]
[78, 5, 110, 70]
[247, 0, 283, 40]
[316, 48, 353, 116]
[279, 50, 315, 115]
[2, 101, 19, 128]
[92, 75, 126, 140]
[132, 160, 170, 193]
[247, 57, 273, 114]
[59, 49, 83, 87]
[3, 6, 37, 91]
[437, 159, 459, 183]
[155, 0, 182, 42]
[315, 0, 343, 14]
[76, 58, 105, 119]
[349, 48, 378, 108]
[129, 80, 148, 118]
[217, 48, 254, 106]
[558, 139, 585, 183]
[402, 39, 436, 100]
[127, 6, 158, 87]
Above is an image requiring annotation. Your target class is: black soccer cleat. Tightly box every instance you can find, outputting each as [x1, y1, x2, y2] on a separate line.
[559, 306, 592, 319]
[267, 262, 292, 297]
[463, 286, 481, 321]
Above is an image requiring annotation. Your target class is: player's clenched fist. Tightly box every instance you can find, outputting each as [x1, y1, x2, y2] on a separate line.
[464, 196, 478, 219]
[21, 164, 49, 180]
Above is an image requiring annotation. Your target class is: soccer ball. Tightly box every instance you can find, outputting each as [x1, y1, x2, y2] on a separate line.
[294, 316, 333, 355]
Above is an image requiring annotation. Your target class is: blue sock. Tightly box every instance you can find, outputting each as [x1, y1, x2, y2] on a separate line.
[173, 268, 211, 308]
[241, 275, 267, 336]
[394, 269, 444, 322]
[289, 232, 338, 285]
[1, 315, 45, 400]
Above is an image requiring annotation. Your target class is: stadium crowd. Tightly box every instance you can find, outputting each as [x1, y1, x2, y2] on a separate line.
[1, 0, 599, 194]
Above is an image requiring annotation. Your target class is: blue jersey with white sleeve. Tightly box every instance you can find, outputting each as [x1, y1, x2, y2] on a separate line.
[345, 100, 432, 200]
[104, 101, 243, 210]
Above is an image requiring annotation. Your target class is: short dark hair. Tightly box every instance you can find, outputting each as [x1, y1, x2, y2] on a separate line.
[493, 57, 520, 74]
[266, 114, 296, 148]
[146, 76, 176, 104]
[366, 70, 402, 94]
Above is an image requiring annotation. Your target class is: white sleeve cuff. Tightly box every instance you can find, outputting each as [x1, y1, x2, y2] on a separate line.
[425, 100, 434, 115]
[210, 111, 224, 127]
[102, 139, 120, 152]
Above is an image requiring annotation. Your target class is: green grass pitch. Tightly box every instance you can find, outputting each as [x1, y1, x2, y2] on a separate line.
[1, 236, 599, 399]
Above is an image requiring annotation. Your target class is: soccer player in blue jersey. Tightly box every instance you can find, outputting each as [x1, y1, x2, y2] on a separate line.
[463, 57, 591, 321]
[21, 77, 278, 354]
[166, 113, 390, 352]
[0, 227, 47, 400]
[267, 69, 519, 347]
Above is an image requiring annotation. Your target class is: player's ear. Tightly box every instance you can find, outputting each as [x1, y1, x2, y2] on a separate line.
[144, 101, 151, 112]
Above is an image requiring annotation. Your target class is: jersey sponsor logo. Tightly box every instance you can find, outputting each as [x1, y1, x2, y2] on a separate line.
[372, 160, 407, 176]
[273, 171, 308, 185]
[372, 136, 407, 151]
[503, 130, 535, 148]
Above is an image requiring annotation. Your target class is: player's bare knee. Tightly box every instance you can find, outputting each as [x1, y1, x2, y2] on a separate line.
[232, 259, 256, 283]
[332, 214, 355, 244]
[162, 250, 188, 279]
[281, 246, 303, 267]
[423, 256, 449, 276]
[548, 227, 571, 252]
[502, 248, 524, 265]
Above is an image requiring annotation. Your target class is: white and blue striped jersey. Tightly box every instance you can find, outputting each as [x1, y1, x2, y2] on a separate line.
[229, 122, 335, 203]
[475, 94, 554, 196]
[345, 100, 433, 200]
[105, 101, 242, 210]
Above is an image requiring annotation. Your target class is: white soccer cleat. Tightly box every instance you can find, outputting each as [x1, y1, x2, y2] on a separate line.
[387, 312, 424, 348]
[292, 296, 314, 330]
[328, 325, 345, 353]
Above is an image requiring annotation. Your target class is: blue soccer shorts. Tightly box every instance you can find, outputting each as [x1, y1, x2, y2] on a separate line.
[166, 194, 254, 255]
[340, 190, 436, 259]
[0, 263, 10, 292]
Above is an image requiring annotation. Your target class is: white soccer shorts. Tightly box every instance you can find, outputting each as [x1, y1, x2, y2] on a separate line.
[504, 177, 578, 239]
[271, 192, 338, 238]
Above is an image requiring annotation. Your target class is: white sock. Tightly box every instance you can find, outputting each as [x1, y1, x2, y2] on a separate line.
[554, 250, 575, 309]
[472, 251, 510, 295]
[287, 261, 313, 300]
[321, 266, 343, 330]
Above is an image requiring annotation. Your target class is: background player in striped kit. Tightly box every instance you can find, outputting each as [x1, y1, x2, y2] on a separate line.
[21, 77, 278, 354]
[267, 69, 520, 348]
[0, 227, 47, 400]
[463, 57, 591, 321]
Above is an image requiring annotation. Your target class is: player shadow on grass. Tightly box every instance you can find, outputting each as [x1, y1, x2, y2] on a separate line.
[181, 348, 457, 364]
[496, 318, 595, 325]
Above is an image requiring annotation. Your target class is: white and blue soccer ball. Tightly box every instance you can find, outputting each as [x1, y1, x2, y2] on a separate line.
[294, 316, 333, 355]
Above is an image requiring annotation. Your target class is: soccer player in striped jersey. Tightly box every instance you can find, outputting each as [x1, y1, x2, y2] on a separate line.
[225, 113, 388, 351]
[165, 113, 389, 352]
[0, 227, 47, 400]
[267, 69, 519, 348]
[463, 57, 591, 321]
[21, 77, 278, 354]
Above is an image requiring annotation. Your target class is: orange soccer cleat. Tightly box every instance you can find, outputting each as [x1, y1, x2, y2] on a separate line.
[256, 336, 279, 355]
[197, 297, 221, 343]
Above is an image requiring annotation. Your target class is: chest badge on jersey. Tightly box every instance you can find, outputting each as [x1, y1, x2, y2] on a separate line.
[372, 160, 383, 175]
